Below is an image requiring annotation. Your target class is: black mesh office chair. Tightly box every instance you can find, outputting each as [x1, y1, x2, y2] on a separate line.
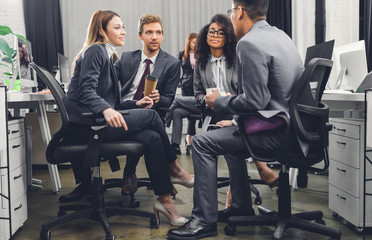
[30, 63, 158, 240]
[225, 58, 342, 239]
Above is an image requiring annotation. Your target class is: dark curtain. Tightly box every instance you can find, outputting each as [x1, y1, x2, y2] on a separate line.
[23, 0, 64, 90]
[360, 0, 372, 72]
[266, 0, 292, 37]
[315, 0, 326, 44]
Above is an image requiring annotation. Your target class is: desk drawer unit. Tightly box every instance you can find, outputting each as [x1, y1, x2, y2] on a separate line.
[7, 120, 25, 141]
[329, 118, 372, 229]
[329, 134, 360, 168]
[1, 118, 27, 240]
[7, 137, 25, 173]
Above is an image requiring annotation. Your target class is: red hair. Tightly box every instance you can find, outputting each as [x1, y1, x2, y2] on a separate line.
[183, 33, 198, 62]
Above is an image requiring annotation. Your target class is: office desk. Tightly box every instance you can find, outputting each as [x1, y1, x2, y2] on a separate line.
[7, 92, 61, 193]
[322, 92, 364, 109]
[322, 92, 364, 117]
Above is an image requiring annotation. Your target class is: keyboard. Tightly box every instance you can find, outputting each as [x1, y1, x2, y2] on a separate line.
[323, 89, 353, 94]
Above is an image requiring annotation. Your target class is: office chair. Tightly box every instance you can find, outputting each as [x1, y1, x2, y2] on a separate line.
[224, 58, 342, 239]
[30, 63, 158, 240]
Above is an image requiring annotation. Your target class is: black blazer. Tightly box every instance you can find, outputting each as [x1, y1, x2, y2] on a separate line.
[115, 49, 180, 110]
[178, 51, 194, 96]
[63, 44, 124, 125]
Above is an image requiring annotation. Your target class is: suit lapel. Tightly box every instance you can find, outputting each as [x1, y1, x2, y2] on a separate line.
[109, 61, 120, 106]
[129, 51, 141, 81]
[226, 66, 233, 91]
[205, 61, 215, 88]
[121, 51, 141, 96]
[151, 49, 166, 79]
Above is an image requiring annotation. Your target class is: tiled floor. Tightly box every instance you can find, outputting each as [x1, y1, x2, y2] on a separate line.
[11, 144, 371, 240]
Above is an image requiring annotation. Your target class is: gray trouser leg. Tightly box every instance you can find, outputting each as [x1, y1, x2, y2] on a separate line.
[191, 126, 252, 224]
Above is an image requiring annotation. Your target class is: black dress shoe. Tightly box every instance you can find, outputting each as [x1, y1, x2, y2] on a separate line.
[218, 206, 255, 222]
[121, 173, 138, 195]
[167, 217, 217, 240]
[58, 182, 91, 202]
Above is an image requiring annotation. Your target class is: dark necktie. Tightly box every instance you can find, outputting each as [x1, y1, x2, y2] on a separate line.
[133, 59, 152, 100]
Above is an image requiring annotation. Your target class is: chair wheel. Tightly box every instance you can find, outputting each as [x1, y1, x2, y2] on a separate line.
[40, 230, 51, 240]
[130, 199, 140, 208]
[254, 196, 262, 205]
[150, 218, 159, 229]
[224, 224, 236, 236]
[354, 227, 363, 234]
[315, 219, 325, 225]
[105, 235, 115, 240]
[331, 211, 339, 218]
[171, 192, 176, 199]
[57, 210, 66, 217]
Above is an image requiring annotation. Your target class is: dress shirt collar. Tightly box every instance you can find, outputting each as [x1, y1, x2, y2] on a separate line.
[141, 50, 159, 64]
[210, 54, 226, 63]
[105, 42, 117, 59]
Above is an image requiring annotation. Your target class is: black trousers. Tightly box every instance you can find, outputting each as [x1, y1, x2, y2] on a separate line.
[65, 109, 176, 196]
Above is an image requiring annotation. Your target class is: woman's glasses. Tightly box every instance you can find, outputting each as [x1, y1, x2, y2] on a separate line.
[206, 28, 225, 38]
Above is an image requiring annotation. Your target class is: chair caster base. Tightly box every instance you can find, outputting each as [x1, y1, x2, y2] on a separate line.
[130, 198, 140, 208]
[254, 196, 262, 205]
[224, 224, 236, 236]
[150, 217, 159, 229]
[40, 230, 51, 240]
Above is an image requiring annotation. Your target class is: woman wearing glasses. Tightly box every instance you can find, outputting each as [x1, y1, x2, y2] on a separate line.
[193, 14, 279, 209]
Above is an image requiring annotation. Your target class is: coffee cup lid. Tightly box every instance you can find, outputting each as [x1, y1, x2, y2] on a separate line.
[146, 75, 157, 81]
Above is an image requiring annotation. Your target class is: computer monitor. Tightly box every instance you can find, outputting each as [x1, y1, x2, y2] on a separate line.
[304, 40, 335, 67]
[9, 36, 38, 91]
[328, 40, 367, 91]
[339, 49, 368, 92]
[57, 53, 71, 84]
[358, 71, 372, 92]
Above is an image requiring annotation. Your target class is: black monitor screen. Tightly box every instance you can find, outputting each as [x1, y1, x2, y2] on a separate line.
[58, 53, 70, 84]
[304, 40, 335, 66]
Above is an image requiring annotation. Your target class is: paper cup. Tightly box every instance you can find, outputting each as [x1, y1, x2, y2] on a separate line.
[144, 75, 158, 97]
[206, 87, 226, 96]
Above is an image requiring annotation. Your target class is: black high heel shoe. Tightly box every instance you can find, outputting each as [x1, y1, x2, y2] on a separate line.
[185, 138, 192, 155]
[172, 143, 181, 155]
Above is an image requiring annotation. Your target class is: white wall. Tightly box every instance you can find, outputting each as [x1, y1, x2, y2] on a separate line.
[292, 0, 316, 62]
[60, 0, 232, 66]
[325, 0, 359, 47]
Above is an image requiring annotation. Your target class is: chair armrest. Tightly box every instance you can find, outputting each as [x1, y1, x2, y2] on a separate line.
[81, 110, 129, 118]
[292, 102, 329, 142]
[82, 110, 130, 167]
[237, 112, 290, 163]
[81, 110, 129, 126]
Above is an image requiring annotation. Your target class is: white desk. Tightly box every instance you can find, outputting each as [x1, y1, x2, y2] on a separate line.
[322, 92, 364, 118]
[7, 92, 61, 193]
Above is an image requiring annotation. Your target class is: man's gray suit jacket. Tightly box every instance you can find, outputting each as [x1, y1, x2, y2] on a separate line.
[215, 20, 304, 117]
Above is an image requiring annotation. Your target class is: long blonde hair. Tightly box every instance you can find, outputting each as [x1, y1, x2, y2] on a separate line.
[72, 10, 120, 72]
[183, 33, 197, 62]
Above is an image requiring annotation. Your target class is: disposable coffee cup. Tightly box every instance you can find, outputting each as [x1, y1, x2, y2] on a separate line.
[144, 75, 158, 97]
[206, 87, 226, 96]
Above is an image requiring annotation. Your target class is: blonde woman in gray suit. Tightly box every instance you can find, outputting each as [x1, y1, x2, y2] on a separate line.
[193, 14, 278, 209]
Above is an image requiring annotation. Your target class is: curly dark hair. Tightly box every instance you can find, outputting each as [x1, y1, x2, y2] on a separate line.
[195, 14, 237, 70]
